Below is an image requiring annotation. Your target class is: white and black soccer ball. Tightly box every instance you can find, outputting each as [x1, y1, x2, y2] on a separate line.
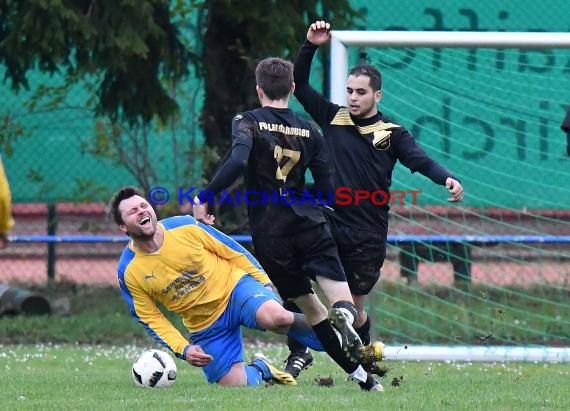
[132, 349, 177, 388]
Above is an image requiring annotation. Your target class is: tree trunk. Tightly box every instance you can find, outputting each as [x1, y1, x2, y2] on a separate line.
[200, 2, 260, 231]
[201, 2, 258, 158]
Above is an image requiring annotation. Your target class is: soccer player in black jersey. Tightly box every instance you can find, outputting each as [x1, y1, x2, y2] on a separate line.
[192, 57, 384, 391]
[562, 107, 570, 155]
[284, 21, 464, 377]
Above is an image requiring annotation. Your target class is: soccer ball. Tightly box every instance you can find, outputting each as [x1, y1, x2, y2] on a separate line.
[132, 349, 177, 388]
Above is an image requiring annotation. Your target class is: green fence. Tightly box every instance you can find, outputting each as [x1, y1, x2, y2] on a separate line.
[2, 0, 570, 205]
[1, 1, 569, 351]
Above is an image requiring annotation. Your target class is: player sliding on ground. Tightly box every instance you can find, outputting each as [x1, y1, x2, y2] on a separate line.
[111, 186, 377, 388]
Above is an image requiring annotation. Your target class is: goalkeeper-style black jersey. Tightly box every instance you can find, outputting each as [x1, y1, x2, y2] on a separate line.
[294, 41, 456, 233]
[202, 106, 334, 237]
[562, 108, 570, 133]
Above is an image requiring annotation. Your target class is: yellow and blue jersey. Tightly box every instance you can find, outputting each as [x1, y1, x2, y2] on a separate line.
[117, 215, 270, 358]
[0, 156, 14, 236]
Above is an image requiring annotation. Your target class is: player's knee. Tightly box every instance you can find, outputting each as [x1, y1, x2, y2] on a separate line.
[257, 301, 293, 332]
[265, 309, 293, 332]
[271, 308, 294, 330]
[218, 363, 247, 386]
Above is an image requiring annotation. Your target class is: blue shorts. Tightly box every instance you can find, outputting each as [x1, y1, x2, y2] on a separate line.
[189, 275, 278, 383]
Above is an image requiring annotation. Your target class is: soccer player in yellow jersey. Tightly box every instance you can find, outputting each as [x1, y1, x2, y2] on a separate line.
[111, 186, 326, 386]
[0, 155, 14, 250]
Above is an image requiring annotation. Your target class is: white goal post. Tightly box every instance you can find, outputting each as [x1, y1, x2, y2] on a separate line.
[328, 30, 570, 363]
[329, 30, 570, 105]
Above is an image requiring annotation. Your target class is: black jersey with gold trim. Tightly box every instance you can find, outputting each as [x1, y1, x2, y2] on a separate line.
[294, 41, 454, 233]
[233, 106, 333, 237]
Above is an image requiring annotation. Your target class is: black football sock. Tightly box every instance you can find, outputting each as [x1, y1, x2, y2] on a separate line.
[355, 315, 371, 345]
[312, 319, 359, 374]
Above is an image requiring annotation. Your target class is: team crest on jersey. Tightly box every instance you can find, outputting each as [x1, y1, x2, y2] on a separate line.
[372, 130, 391, 150]
[234, 114, 243, 121]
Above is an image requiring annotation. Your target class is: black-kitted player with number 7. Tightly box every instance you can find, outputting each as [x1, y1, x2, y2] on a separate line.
[192, 57, 385, 392]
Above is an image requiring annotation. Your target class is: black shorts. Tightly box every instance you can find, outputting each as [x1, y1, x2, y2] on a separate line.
[325, 211, 387, 295]
[252, 223, 346, 300]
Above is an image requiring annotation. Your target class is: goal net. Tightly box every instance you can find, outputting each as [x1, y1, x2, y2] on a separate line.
[329, 30, 570, 362]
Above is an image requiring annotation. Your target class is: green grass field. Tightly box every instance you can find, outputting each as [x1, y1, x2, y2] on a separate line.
[2, 344, 569, 411]
[1, 284, 568, 410]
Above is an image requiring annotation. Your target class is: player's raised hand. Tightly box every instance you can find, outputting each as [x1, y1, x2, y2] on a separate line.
[446, 177, 464, 202]
[307, 20, 331, 45]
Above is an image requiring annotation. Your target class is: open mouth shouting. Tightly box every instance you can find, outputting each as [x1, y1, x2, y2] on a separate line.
[138, 215, 152, 227]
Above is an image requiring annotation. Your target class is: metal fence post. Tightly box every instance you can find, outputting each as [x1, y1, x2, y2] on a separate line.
[47, 204, 57, 282]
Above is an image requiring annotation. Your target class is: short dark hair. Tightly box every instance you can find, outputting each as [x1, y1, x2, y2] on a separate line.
[109, 186, 143, 225]
[349, 64, 382, 91]
[255, 57, 294, 100]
